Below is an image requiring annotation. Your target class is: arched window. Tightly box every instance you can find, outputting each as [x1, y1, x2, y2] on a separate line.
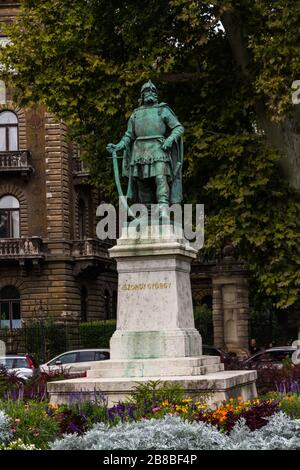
[0, 111, 18, 151]
[80, 286, 88, 323]
[0, 286, 21, 329]
[78, 198, 87, 239]
[104, 289, 111, 320]
[0, 195, 20, 238]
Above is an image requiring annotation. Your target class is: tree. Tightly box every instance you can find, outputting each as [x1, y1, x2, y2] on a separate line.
[1, 0, 299, 308]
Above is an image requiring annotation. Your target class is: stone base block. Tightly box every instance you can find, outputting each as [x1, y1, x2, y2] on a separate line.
[110, 329, 202, 360]
[48, 370, 257, 407]
[87, 356, 224, 379]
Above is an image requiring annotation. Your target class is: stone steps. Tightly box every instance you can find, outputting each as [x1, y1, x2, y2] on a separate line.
[86, 356, 224, 379]
[47, 370, 257, 406]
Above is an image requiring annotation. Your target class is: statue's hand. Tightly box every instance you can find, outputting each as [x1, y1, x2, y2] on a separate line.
[106, 143, 116, 154]
[161, 138, 173, 151]
[106, 142, 125, 154]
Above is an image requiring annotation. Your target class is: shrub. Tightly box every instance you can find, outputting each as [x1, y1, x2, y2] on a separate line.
[227, 412, 300, 450]
[0, 400, 60, 449]
[193, 305, 213, 345]
[129, 380, 185, 408]
[47, 394, 108, 435]
[256, 359, 300, 395]
[0, 365, 25, 400]
[79, 320, 116, 348]
[0, 368, 86, 402]
[0, 410, 12, 445]
[51, 413, 300, 450]
[50, 415, 228, 450]
[0, 438, 39, 450]
[266, 393, 300, 420]
[196, 398, 279, 432]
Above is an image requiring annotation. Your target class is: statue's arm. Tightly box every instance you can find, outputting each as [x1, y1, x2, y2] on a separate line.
[117, 115, 136, 149]
[162, 107, 184, 150]
[106, 115, 135, 153]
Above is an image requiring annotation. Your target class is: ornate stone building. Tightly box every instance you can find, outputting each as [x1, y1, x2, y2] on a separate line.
[0, 1, 117, 332]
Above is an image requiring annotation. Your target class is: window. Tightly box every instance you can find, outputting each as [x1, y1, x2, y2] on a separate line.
[48, 352, 77, 366]
[0, 286, 21, 330]
[77, 351, 96, 362]
[0, 111, 18, 151]
[0, 195, 20, 238]
[78, 198, 87, 239]
[95, 351, 110, 361]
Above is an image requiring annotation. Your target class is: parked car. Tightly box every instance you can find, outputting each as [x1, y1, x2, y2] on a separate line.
[0, 354, 38, 380]
[202, 345, 230, 363]
[39, 349, 110, 375]
[242, 346, 298, 369]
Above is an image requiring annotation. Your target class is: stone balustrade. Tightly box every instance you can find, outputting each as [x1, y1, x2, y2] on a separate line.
[0, 237, 43, 258]
[0, 151, 34, 177]
[72, 238, 109, 258]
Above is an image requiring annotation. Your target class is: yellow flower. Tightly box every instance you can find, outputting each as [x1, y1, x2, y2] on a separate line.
[161, 400, 169, 407]
[197, 404, 207, 410]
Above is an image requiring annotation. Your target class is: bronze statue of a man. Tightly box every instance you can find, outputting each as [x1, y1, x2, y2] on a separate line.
[107, 80, 184, 217]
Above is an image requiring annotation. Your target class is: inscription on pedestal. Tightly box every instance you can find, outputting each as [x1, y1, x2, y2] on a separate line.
[121, 282, 172, 291]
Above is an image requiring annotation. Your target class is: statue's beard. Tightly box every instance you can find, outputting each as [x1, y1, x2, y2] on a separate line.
[143, 93, 158, 104]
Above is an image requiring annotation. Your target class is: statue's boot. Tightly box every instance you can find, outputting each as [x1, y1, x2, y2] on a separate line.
[158, 203, 170, 225]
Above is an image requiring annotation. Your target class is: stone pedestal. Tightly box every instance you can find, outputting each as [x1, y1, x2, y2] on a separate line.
[109, 225, 202, 361]
[48, 226, 257, 405]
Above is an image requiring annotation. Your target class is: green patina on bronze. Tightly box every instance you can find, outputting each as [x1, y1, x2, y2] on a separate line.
[106, 81, 184, 212]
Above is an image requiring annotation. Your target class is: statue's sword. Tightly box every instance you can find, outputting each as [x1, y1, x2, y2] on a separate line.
[108, 150, 135, 219]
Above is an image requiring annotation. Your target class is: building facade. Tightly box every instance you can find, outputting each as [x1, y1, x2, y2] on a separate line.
[0, 1, 117, 334]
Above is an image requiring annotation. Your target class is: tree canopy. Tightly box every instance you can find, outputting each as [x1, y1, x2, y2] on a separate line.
[1, 0, 299, 308]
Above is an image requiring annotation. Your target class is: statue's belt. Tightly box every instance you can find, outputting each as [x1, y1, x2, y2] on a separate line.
[135, 135, 165, 141]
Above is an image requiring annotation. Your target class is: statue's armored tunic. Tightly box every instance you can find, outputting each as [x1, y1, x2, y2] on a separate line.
[120, 103, 184, 180]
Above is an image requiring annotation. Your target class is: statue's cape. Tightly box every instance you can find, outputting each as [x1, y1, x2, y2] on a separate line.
[122, 103, 183, 204]
[170, 133, 184, 205]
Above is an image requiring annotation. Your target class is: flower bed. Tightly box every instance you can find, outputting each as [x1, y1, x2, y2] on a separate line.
[0, 393, 300, 449]
[1, 375, 300, 450]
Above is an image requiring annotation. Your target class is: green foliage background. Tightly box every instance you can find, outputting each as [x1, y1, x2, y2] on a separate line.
[79, 320, 116, 348]
[1, 0, 299, 308]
